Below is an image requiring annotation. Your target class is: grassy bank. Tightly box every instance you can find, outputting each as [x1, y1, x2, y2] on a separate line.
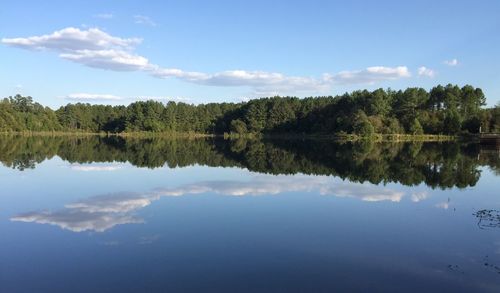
[0, 131, 456, 142]
[335, 133, 456, 142]
[258, 133, 456, 142]
[0, 131, 214, 138]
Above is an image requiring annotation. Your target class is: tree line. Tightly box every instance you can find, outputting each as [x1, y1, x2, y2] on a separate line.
[1, 84, 499, 135]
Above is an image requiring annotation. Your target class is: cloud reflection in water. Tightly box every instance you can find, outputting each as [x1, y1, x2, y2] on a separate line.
[69, 164, 123, 172]
[11, 175, 405, 232]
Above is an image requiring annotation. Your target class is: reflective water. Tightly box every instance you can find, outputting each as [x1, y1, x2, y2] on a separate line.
[0, 135, 499, 292]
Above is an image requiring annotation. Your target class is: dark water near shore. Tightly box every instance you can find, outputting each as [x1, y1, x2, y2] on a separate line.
[1, 135, 499, 292]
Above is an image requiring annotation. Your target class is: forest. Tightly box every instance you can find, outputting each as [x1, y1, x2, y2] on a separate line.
[1, 84, 499, 136]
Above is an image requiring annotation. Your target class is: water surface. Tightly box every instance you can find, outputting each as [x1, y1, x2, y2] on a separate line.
[1, 135, 499, 292]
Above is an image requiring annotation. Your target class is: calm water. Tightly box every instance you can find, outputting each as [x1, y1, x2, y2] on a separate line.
[0, 135, 499, 292]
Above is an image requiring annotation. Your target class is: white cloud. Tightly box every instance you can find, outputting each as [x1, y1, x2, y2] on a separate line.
[2, 27, 413, 95]
[151, 68, 330, 94]
[134, 15, 156, 26]
[151, 66, 411, 94]
[444, 59, 459, 66]
[93, 13, 113, 19]
[60, 49, 151, 71]
[65, 94, 191, 104]
[417, 66, 436, 78]
[65, 93, 124, 102]
[1, 27, 140, 52]
[324, 66, 411, 85]
[69, 163, 123, 171]
[135, 95, 192, 103]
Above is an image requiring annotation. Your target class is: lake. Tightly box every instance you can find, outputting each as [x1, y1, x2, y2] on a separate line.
[0, 135, 499, 292]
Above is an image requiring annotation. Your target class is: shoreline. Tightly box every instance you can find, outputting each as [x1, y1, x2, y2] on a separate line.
[0, 131, 460, 142]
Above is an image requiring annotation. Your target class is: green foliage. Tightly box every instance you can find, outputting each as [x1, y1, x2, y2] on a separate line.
[384, 117, 403, 134]
[230, 119, 248, 134]
[443, 110, 462, 134]
[245, 100, 267, 132]
[0, 95, 62, 132]
[0, 86, 494, 135]
[494, 103, 500, 132]
[410, 118, 424, 135]
[353, 110, 374, 136]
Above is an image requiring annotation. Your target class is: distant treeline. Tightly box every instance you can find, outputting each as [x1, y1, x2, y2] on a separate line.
[1, 84, 499, 135]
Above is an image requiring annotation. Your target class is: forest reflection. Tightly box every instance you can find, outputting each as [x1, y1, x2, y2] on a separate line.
[0, 134, 498, 189]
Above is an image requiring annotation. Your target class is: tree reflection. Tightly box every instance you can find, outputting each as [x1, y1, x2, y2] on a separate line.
[0, 134, 497, 189]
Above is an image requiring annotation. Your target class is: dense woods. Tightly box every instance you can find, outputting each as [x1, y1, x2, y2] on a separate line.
[1, 84, 499, 136]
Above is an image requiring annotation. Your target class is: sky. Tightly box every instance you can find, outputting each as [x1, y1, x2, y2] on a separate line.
[1, 0, 499, 108]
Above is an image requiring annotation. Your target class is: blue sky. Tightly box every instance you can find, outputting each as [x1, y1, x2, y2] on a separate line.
[1, 0, 499, 108]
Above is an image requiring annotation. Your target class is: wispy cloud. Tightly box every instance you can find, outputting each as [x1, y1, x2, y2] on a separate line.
[435, 201, 450, 209]
[319, 183, 404, 202]
[65, 93, 191, 104]
[93, 13, 113, 19]
[60, 49, 150, 71]
[435, 198, 451, 210]
[151, 68, 332, 94]
[154, 176, 405, 202]
[65, 93, 124, 102]
[417, 66, 436, 78]
[11, 211, 143, 233]
[69, 164, 123, 171]
[65, 193, 156, 213]
[135, 95, 192, 103]
[444, 58, 459, 66]
[324, 66, 411, 85]
[2, 27, 412, 95]
[134, 15, 156, 26]
[1, 27, 140, 51]
[411, 191, 429, 202]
